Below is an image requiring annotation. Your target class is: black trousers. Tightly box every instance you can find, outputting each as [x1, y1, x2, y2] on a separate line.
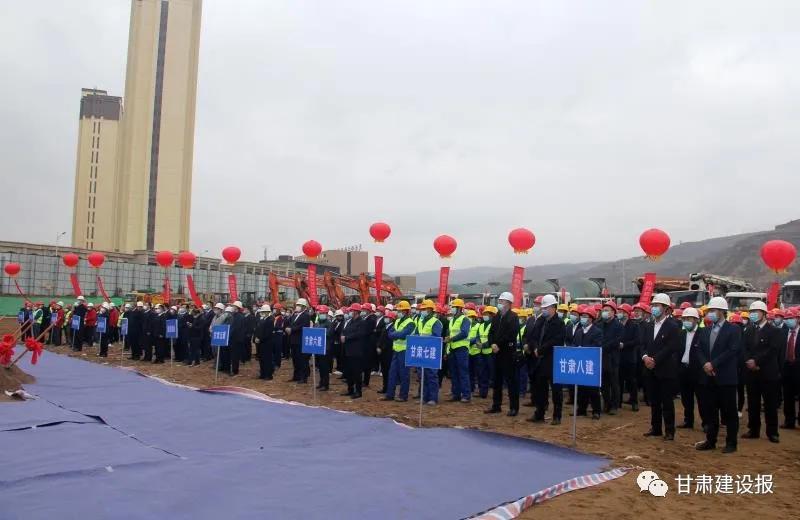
[99, 333, 109, 356]
[188, 337, 202, 365]
[292, 343, 309, 381]
[783, 364, 800, 427]
[83, 326, 96, 348]
[746, 378, 780, 437]
[346, 355, 364, 394]
[697, 383, 738, 447]
[601, 362, 620, 412]
[142, 335, 154, 361]
[242, 335, 252, 362]
[363, 345, 376, 386]
[619, 360, 639, 406]
[129, 334, 141, 359]
[52, 327, 62, 347]
[317, 354, 331, 388]
[646, 375, 676, 435]
[534, 373, 562, 419]
[678, 364, 697, 426]
[257, 340, 273, 378]
[492, 355, 519, 411]
[378, 347, 393, 392]
[577, 386, 601, 415]
[229, 341, 241, 375]
[155, 338, 168, 362]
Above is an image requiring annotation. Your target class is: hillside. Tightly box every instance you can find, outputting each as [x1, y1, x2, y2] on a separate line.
[415, 220, 800, 295]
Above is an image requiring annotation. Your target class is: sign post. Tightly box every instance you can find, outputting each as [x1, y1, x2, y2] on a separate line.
[553, 346, 602, 447]
[211, 324, 231, 383]
[70, 315, 81, 350]
[405, 335, 443, 427]
[119, 318, 128, 366]
[97, 316, 107, 352]
[302, 327, 326, 402]
[166, 319, 178, 367]
[50, 313, 58, 344]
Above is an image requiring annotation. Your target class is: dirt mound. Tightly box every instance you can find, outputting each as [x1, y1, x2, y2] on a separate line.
[0, 365, 35, 402]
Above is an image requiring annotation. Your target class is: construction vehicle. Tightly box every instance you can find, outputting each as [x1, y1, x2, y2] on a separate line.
[123, 291, 188, 307]
[725, 292, 767, 312]
[781, 281, 800, 307]
[267, 270, 404, 308]
[633, 272, 756, 307]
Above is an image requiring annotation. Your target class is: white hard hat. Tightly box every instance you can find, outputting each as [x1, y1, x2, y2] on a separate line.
[87, 302, 94, 308]
[335, 309, 344, 317]
[124, 303, 132, 309]
[136, 301, 144, 307]
[214, 302, 225, 310]
[258, 304, 272, 313]
[232, 300, 243, 309]
[109, 302, 116, 307]
[225, 306, 235, 313]
[170, 306, 178, 311]
[56, 301, 64, 307]
[296, 298, 309, 307]
[540, 294, 557, 308]
[707, 296, 728, 311]
[651, 293, 672, 308]
[385, 304, 394, 311]
[749, 301, 768, 313]
[411, 303, 418, 309]
[101, 302, 110, 310]
[77, 295, 86, 301]
[202, 304, 210, 310]
[682, 307, 700, 319]
[498, 292, 514, 303]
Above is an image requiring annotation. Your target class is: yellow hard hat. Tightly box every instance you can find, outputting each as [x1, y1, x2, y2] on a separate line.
[569, 303, 578, 311]
[483, 306, 497, 315]
[557, 303, 569, 312]
[741, 311, 749, 318]
[465, 309, 477, 318]
[512, 308, 523, 316]
[395, 301, 411, 311]
[450, 298, 465, 308]
[420, 299, 436, 311]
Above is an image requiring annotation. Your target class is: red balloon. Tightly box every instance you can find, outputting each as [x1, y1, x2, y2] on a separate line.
[62, 253, 79, 268]
[222, 246, 241, 264]
[155, 251, 174, 268]
[87, 252, 105, 269]
[639, 228, 671, 260]
[369, 222, 391, 243]
[760, 240, 797, 273]
[433, 235, 457, 258]
[4, 263, 21, 277]
[508, 228, 536, 254]
[302, 240, 323, 259]
[177, 251, 197, 269]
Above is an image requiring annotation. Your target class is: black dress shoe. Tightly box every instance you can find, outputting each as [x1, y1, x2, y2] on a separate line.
[722, 445, 737, 454]
[484, 407, 501, 414]
[506, 410, 518, 417]
[298, 379, 308, 384]
[695, 441, 716, 451]
[319, 386, 329, 392]
[526, 416, 545, 423]
[606, 409, 616, 416]
[768, 435, 780, 444]
[340, 391, 354, 397]
[352, 392, 362, 399]
[643, 430, 662, 437]
[663, 433, 675, 441]
[631, 403, 639, 412]
[741, 431, 759, 439]
[286, 378, 298, 383]
[677, 423, 693, 429]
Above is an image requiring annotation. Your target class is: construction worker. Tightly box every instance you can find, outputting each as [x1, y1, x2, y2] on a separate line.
[642, 293, 681, 441]
[532, 296, 543, 318]
[381, 301, 416, 401]
[97, 303, 111, 357]
[485, 292, 521, 416]
[32, 302, 44, 339]
[51, 302, 65, 346]
[517, 309, 533, 402]
[446, 298, 472, 403]
[416, 299, 442, 405]
[476, 306, 496, 399]
[466, 309, 481, 395]
[557, 303, 569, 324]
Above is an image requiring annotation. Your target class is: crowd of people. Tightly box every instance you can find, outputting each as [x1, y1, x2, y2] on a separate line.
[30, 289, 799, 454]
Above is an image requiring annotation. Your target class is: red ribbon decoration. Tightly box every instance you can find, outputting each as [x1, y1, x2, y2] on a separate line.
[69, 273, 83, 297]
[186, 274, 202, 307]
[163, 274, 171, 304]
[767, 282, 780, 310]
[228, 274, 239, 302]
[639, 272, 656, 304]
[24, 337, 43, 365]
[374, 256, 383, 305]
[0, 337, 14, 366]
[12, 279, 32, 305]
[96, 275, 111, 302]
[438, 267, 450, 306]
[307, 264, 319, 307]
[511, 266, 524, 308]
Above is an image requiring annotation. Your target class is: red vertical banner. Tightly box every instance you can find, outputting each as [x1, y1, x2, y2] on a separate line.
[639, 272, 656, 304]
[374, 256, 383, 305]
[438, 266, 450, 305]
[186, 274, 202, 307]
[767, 282, 780, 310]
[69, 273, 83, 297]
[511, 266, 524, 308]
[163, 273, 171, 304]
[307, 264, 319, 306]
[13, 279, 32, 304]
[560, 287, 567, 304]
[228, 273, 239, 302]
[96, 275, 111, 302]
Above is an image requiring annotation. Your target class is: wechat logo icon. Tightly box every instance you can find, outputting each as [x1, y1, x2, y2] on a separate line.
[637, 470, 669, 497]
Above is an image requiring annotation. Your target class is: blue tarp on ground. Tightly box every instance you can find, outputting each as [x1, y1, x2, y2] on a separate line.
[1, 355, 610, 519]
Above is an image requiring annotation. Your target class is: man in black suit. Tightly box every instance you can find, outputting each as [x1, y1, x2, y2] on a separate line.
[485, 292, 521, 416]
[598, 301, 623, 415]
[742, 301, 783, 443]
[126, 302, 143, 360]
[692, 298, 741, 453]
[782, 309, 800, 429]
[285, 298, 312, 383]
[677, 307, 703, 429]
[618, 303, 642, 411]
[341, 303, 369, 398]
[526, 294, 566, 425]
[641, 294, 681, 441]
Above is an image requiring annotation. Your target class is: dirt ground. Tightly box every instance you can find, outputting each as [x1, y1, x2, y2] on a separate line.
[0, 364, 35, 402]
[36, 343, 800, 519]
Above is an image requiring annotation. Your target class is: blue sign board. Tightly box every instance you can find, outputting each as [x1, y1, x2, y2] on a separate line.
[165, 319, 179, 339]
[405, 335, 443, 370]
[120, 318, 128, 337]
[211, 324, 230, 347]
[50, 313, 58, 325]
[96, 317, 107, 334]
[18, 312, 25, 323]
[71, 315, 81, 331]
[553, 346, 602, 387]
[301, 327, 326, 355]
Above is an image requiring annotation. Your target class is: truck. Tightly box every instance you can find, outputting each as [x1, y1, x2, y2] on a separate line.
[634, 272, 756, 307]
[781, 281, 800, 307]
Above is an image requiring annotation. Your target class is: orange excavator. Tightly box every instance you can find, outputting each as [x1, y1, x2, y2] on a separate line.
[268, 270, 403, 307]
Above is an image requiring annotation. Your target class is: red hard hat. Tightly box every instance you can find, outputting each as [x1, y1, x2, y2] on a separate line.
[679, 302, 692, 310]
[602, 300, 617, 312]
[465, 302, 477, 311]
[632, 302, 651, 314]
[772, 308, 786, 318]
[534, 296, 543, 304]
[386, 311, 397, 320]
[273, 303, 284, 310]
[349, 303, 362, 312]
[316, 305, 329, 313]
[618, 303, 633, 314]
[729, 313, 743, 324]
[674, 308, 683, 317]
[377, 305, 385, 312]
[593, 303, 602, 312]
[580, 306, 597, 320]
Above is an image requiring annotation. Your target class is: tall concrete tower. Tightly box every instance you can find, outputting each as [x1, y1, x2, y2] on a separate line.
[113, 0, 202, 253]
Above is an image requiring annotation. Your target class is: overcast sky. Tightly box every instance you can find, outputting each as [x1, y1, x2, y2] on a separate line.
[1, 1, 798, 274]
